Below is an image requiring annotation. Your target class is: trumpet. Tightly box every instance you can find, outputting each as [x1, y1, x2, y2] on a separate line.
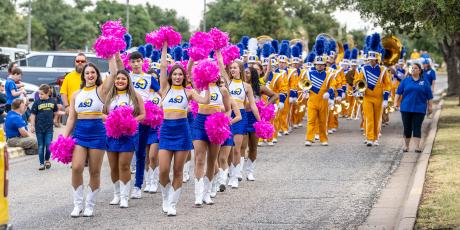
[296, 78, 313, 103]
[355, 79, 367, 93]
[330, 102, 343, 115]
[341, 100, 350, 110]
[384, 97, 395, 114]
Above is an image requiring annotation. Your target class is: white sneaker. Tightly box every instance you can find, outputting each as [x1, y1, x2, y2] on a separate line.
[202, 177, 214, 205]
[305, 141, 312, 146]
[83, 187, 99, 217]
[332, 128, 337, 133]
[367, 141, 373, 147]
[257, 141, 265, 147]
[321, 142, 329, 146]
[283, 131, 289, 135]
[143, 169, 153, 193]
[119, 180, 130, 208]
[374, 141, 380, 146]
[167, 187, 182, 216]
[273, 138, 278, 143]
[328, 130, 333, 134]
[71, 185, 84, 218]
[278, 132, 282, 137]
[293, 124, 298, 128]
[130, 187, 142, 199]
[109, 181, 120, 205]
[194, 178, 204, 207]
[160, 183, 171, 213]
[246, 160, 256, 181]
[267, 141, 274, 146]
[314, 135, 320, 141]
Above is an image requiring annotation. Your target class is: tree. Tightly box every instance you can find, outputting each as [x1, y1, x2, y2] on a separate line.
[0, 0, 24, 47]
[332, 0, 460, 100]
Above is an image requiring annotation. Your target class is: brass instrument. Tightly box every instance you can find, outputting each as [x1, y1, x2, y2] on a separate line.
[356, 79, 367, 93]
[341, 100, 350, 110]
[384, 97, 395, 114]
[296, 78, 312, 104]
[330, 102, 343, 115]
[257, 35, 273, 45]
[382, 35, 402, 66]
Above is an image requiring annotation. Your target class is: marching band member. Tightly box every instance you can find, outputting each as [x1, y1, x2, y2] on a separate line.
[157, 42, 210, 216]
[304, 37, 338, 146]
[104, 56, 146, 209]
[347, 48, 360, 120]
[64, 61, 112, 217]
[276, 42, 291, 136]
[326, 40, 343, 134]
[354, 33, 391, 147]
[289, 44, 302, 129]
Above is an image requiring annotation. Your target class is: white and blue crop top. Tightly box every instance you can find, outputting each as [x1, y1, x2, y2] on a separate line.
[108, 90, 134, 112]
[130, 72, 160, 101]
[199, 83, 223, 109]
[161, 85, 188, 113]
[75, 86, 104, 115]
[228, 79, 246, 103]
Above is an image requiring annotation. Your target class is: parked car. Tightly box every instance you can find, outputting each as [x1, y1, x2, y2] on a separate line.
[0, 129, 11, 229]
[0, 52, 109, 87]
[0, 47, 27, 68]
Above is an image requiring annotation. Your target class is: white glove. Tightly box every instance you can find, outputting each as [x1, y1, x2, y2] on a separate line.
[336, 96, 342, 102]
[278, 102, 285, 110]
[274, 104, 278, 113]
[323, 92, 330, 100]
[328, 99, 334, 108]
[304, 93, 309, 99]
[383, 100, 388, 108]
[341, 92, 346, 98]
[289, 97, 296, 104]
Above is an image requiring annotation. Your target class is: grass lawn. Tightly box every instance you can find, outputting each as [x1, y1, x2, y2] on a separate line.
[416, 97, 460, 229]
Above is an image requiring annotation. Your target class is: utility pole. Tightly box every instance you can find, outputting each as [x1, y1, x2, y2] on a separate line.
[27, 0, 32, 51]
[126, 0, 130, 33]
[202, 0, 206, 31]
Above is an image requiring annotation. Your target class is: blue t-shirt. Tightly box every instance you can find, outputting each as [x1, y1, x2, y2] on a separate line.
[5, 110, 27, 138]
[5, 79, 19, 105]
[396, 76, 433, 114]
[422, 68, 436, 86]
[31, 98, 57, 132]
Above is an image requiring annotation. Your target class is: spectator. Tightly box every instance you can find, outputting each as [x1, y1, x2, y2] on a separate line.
[5, 99, 38, 156]
[422, 58, 436, 93]
[0, 82, 6, 127]
[4, 68, 25, 112]
[30, 85, 57, 170]
[395, 63, 433, 153]
[60, 53, 86, 114]
[7, 62, 17, 77]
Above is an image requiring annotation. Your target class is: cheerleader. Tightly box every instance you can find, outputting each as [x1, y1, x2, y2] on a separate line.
[241, 66, 277, 181]
[216, 52, 260, 189]
[63, 61, 112, 217]
[215, 98, 242, 193]
[157, 42, 210, 216]
[104, 57, 145, 208]
[191, 63, 231, 207]
[144, 71, 161, 193]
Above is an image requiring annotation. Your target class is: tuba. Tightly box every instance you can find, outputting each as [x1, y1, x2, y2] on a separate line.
[257, 35, 273, 45]
[382, 35, 402, 66]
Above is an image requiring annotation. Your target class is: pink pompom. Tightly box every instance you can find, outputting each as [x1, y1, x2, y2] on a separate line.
[192, 60, 220, 90]
[189, 100, 199, 118]
[101, 19, 126, 38]
[50, 135, 76, 164]
[209, 28, 229, 50]
[218, 45, 241, 65]
[93, 35, 126, 59]
[205, 112, 231, 145]
[142, 101, 164, 128]
[254, 120, 275, 139]
[146, 26, 182, 49]
[120, 53, 132, 71]
[256, 100, 275, 121]
[106, 106, 138, 138]
[188, 32, 214, 61]
[143, 58, 151, 73]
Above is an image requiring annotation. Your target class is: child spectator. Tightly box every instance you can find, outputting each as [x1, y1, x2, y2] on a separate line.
[5, 68, 25, 112]
[30, 84, 58, 170]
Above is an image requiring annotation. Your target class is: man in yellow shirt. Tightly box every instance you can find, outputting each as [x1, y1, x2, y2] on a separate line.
[60, 53, 86, 114]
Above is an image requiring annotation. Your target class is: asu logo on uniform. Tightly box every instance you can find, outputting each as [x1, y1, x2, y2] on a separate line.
[78, 98, 93, 108]
[168, 95, 184, 103]
[134, 78, 147, 89]
[211, 93, 219, 101]
[152, 97, 160, 105]
[230, 88, 242, 96]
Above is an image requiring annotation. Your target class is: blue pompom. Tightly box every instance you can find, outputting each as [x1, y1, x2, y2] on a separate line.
[295, 42, 303, 54]
[137, 46, 146, 58]
[173, 46, 183, 62]
[145, 44, 153, 59]
[151, 50, 160, 63]
[271, 40, 279, 54]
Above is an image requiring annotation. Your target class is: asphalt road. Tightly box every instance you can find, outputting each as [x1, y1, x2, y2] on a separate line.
[8, 74, 447, 230]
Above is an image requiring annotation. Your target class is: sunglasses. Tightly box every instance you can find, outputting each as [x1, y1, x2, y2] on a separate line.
[75, 60, 86, 64]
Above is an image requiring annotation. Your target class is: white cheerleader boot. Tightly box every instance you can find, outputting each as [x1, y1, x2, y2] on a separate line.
[228, 166, 239, 189]
[202, 177, 214, 205]
[217, 168, 227, 192]
[160, 183, 171, 213]
[119, 180, 130, 208]
[70, 185, 84, 218]
[183, 161, 191, 183]
[167, 187, 182, 216]
[237, 158, 244, 181]
[149, 167, 159, 193]
[83, 187, 99, 217]
[109, 181, 120, 205]
[194, 178, 204, 207]
[246, 160, 256, 181]
[210, 174, 219, 198]
[143, 168, 153, 193]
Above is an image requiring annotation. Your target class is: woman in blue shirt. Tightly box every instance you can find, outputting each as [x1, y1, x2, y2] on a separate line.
[395, 63, 433, 152]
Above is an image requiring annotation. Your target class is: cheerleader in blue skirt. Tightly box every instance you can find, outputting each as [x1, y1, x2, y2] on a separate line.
[215, 52, 261, 189]
[157, 41, 211, 216]
[104, 58, 145, 209]
[63, 59, 113, 217]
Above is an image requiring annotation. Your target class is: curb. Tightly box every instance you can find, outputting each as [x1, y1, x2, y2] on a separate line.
[8, 146, 26, 159]
[395, 99, 444, 230]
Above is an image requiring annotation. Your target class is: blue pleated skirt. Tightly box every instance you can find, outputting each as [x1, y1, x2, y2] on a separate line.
[187, 112, 195, 136]
[159, 118, 193, 151]
[222, 133, 234, 146]
[231, 109, 247, 135]
[192, 113, 210, 142]
[107, 132, 139, 152]
[74, 119, 106, 150]
[147, 127, 159, 145]
[246, 111, 257, 133]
